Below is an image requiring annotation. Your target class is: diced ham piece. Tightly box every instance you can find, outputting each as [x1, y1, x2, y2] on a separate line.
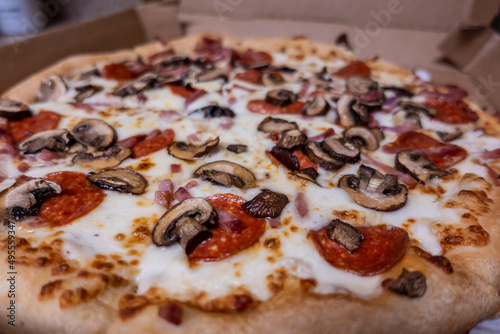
[216, 209, 245, 233]
[184, 180, 199, 189]
[187, 133, 202, 142]
[158, 301, 183, 326]
[17, 162, 31, 172]
[380, 122, 418, 134]
[174, 187, 192, 202]
[266, 217, 281, 228]
[298, 81, 310, 98]
[479, 148, 500, 160]
[361, 153, 418, 188]
[185, 90, 207, 109]
[295, 191, 309, 218]
[160, 110, 182, 123]
[158, 179, 174, 192]
[219, 117, 234, 129]
[39, 149, 62, 161]
[154, 191, 172, 209]
[170, 164, 182, 173]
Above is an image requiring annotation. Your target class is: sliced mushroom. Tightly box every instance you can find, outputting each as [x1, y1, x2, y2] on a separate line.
[343, 126, 383, 151]
[154, 55, 190, 69]
[303, 141, 345, 171]
[75, 85, 103, 101]
[382, 86, 414, 97]
[336, 94, 369, 127]
[86, 168, 147, 195]
[113, 72, 157, 97]
[346, 76, 378, 95]
[277, 130, 307, 149]
[244, 61, 269, 70]
[70, 119, 116, 152]
[325, 219, 364, 252]
[152, 198, 217, 255]
[321, 137, 360, 163]
[257, 116, 298, 133]
[18, 129, 72, 154]
[265, 89, 297, 107]
[0, 99, 32, 120]
[168, 137, 219, 161]
[0, 178, 62, 224]
[227, 144, 248, 154]
[290, 167, 319, 183]
[438, 129, 462, 142]
[242, 189, 289, 218]
[387, 268, 427, 298]
[189, 105, 235, 118]
[193, 160, 256, 189]
[155, 74, 184, 87]
[70, 68, 100, 81]
[395, 150, 450, 184]
[72, 145, 132, 169]
[302, 97, 330, 117]
[400, 101, 437, 117]
[196, 67, 226, 82]
[338, 165, 408, 211]
[271, 146, 299, 170]
[37, 74, 68, 102]
[393, 107, 422, 128]
[260, 72, 284, 86]
[309, 68, 331, 89]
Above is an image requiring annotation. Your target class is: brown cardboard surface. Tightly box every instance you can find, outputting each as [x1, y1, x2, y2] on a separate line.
[462, 0, 500, 27]
[439, 28, 494, 68]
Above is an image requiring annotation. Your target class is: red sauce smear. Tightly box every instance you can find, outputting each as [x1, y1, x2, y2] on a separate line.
[247, 100, 304, 115]
[131, 129, 175, 159]
[101, 63, 137, 81]
[9, 110, 61, 144]
[335, 61, 371, 79]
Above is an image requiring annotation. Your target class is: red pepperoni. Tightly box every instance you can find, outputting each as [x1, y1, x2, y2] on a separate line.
[235, 69, 262, 85]
[101, 64, 137, 81]
[188, 194, 266, 263]
[116, 135, 147, 149]
[131, 129, 175, 159]
[9, 111, 61, 144]
[425, 99, 478, 124]
[240, 49, 272, 67]
[168, 85, 195, 98]
[382, 131, 467, 169]
[293, 149, 318, 171]
[335, 61, 371, 79]
[247, 100, 304, 115]
[309, 224, 409, 276]
[34, 171, 105, 227]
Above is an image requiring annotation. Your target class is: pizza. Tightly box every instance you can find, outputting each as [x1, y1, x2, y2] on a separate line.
[1, 34, 500, 334]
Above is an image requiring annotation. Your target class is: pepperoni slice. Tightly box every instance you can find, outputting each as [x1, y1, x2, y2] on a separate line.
[247, 100, 304, 115]
[188, 194, 266, 263]
[382, 131, 467, 169]
[9, 110, 61, 144]
[131, 129, 175, 159]
[34, 171, 105, 227]
[425, 99, 478, 124]
[335, 61, 371, 79]
[293, 149, 318, 171]
[309, 224, 409, 276]
[101, 64, 137, 81]
[240, 49, 272, 67]
[168, 85, 195, 98]
[235, 69, 262, 85]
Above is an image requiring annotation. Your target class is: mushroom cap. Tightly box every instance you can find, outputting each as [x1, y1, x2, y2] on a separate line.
[189, 106, 235, 118]
[326, 219, 364, 252]
[18, 129, 72, 154]
[303, 141, 345, 172]
[277, 130, 307, 149]
[0, 98, 32, 120]
[75, 85, 103, 101]
[257, 116, 298, 133]
[336, 94, 369, 127]
[241, 189, 289, 218]
[86, 168, 148, 195]
[302, 96, 330, 117]
[193, 160, 257, 189]
[321, 137, 360, 164]
[395, 150, 450, 184]
[343, 126, 383, 151]
[393, 108, 422, 128]
[260, 72, 285, 86]
[265, 89, 297, 107]
[168, 137, 219, 161]
[70, 119, 117, 152]
[72, 145, 132, 169]
[37, 74, 68, 102]
[346, 76, 378, 95]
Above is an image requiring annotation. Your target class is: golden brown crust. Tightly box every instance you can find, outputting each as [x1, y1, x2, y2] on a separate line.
[1, 33, 500, 334]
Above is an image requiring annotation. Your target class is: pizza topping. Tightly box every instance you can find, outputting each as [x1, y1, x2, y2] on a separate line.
[400, 100, 437, 117]
[0, 178, 62, 224]
[303, 141, 344, 171]
[271, 146, 299, 170]
[393, 107, 422, 129]
[410, 245, 453, 273]
[0, 98, 32, 120]
[425, 99, 478, 124]
[260, 72, 285, 86]
[74, 85, 103, 101]
[86, 168, 148, 195]
[112, 72, 157, 97]
[346, 76, 378, 95]
[395, 150, 450, 184]
[190, 105, 235, 118]
[302, 96, 330, 116]
[277, 130, 307, 149]
[386, 268, 426, 298]
[152, 198, 217, 254]
[167, 137, 219, 161]
[10, 110, 62, 144]
[308, 128, 336, 142]
[265, 89, 297, 107]
[335, 61, 371, 79]
[309, 224, 409, 276]
[291, 167, 319, 183]
[241, 189, 289, 218]
[321, 137, 360, 164]
[70, 119, 116, 152]
[343, 126, 383, 151]
[257, 116, 298, 133]
[158, 301, 183, 326]
[72, 145, 132, 169]
[196, 67, 226, 82]
[382, 86, 414, 97]
[309, 67, 331, 89]
[336, 94, 369, 127]
[437, 129, 462, 142]
[193, 160, 257, 189]
[18, 129, 72, 154]
[131, 129, 175, 159]
[37, 74, 68, 102]
[247, 99, 304, 114]
[227, 144, 247, 154]
[325, 219, 363, 252]
[240, 49, 272, 67]
[339, 165, 408, 211]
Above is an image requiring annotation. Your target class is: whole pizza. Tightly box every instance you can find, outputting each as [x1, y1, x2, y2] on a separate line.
[1, 34, 500, 333]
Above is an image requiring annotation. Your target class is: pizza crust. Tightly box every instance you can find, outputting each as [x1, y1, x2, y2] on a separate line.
[1, 33, 500, 334]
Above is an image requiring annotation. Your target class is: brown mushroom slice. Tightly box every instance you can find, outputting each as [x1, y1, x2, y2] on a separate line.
[395, 150, 450, 184]
[387, 268, 427, 298]
[257, 116, 298, 133]
[0, 178, 62, 224]
[339, 165, 408, 212]
[152, 198, 217, 255]
[260, 72, 285, 86]
[343, 126, 383, 151]
[0, 99, 32, 120]
[400, 101, 437, 117]
[113, 72, 157, 97]
[345, 76, 378, 95]
[325, 219, 364, 252]
[271, 146, 299, 170]
[193, 160, 257, 189]
[309, 68, 331, 89]
[291, 167, 319, 183]
[302, 96, 330, 117]
[336, 94, 369, 127]
[72, 145, 132, 169]
[189, 105, 235, 118]
[227, 144, 248, 154]
[303, 141, 345, 171]
[265, 89, 297, 107]
[382, 86, 414, 97]
[438, 129, 462, 142]
[37, 74, 68, 102]
[86, 168, 148, 195]
[393, 107, 422, 128]
[168, 137, 219, 161]
[70, 68, 100, 81]
[277, 130, 307, 149]
[18, 129, 72, 154]
[321, 137, 360, 163]
[75, 85, 103, 101]
[70, 119, 117, 152]
[196, 67, 226, 82]
[242, 189, 289, 218]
